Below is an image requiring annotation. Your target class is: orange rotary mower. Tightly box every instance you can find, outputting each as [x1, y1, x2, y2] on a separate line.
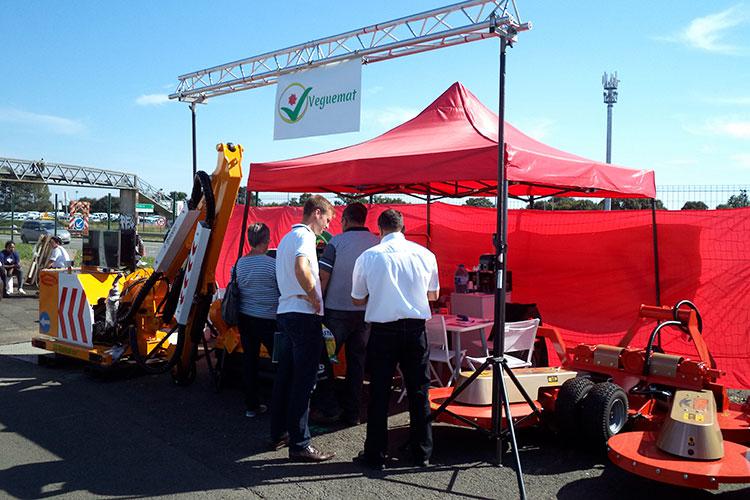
[428, 301, 750, 490]
[562, 301, 750, 489]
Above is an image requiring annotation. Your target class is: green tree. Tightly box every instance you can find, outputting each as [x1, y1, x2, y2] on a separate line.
[0, 181, 53, 211]
[88, 196, 120, 212]
[531, 197, 598, 210]
[464, 197, 495, 208]
[170, 191, 188, 201]
[681, 201, 708, 210]
[717, 190, 749, 209]
[335, 193, 409, 205]
[609, 198, 665, 210]
[287, 193, 313, 206]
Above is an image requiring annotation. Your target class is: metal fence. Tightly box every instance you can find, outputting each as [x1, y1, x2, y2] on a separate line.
[251, 185, 750, 211]
[655, 185, 749, 211]
[1, 186, 746, 224]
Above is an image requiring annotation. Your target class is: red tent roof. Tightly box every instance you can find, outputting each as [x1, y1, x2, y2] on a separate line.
[250, 82, 655, 199]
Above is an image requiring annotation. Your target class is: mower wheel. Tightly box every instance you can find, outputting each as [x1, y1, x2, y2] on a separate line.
[555, 377, 594, 436]
[581, 381, 628, 450]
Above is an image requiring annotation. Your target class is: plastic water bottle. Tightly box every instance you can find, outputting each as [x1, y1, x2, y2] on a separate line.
[322, 325, 338, 363]
[454, 264, 469, 294]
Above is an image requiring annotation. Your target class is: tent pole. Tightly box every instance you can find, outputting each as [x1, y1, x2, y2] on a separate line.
[426, 187, 431, 249]
[651, 199, 661, 305]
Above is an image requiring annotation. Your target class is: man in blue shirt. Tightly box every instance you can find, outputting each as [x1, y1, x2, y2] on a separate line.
[1, 241, 25, 297]
[313, 202, 379, 426]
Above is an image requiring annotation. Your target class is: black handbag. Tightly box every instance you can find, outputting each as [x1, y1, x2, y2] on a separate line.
[221, 188, 253, 326]
[221, 265, 241, 326]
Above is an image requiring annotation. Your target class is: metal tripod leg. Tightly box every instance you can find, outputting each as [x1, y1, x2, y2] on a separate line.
[497, 357, 527, 499]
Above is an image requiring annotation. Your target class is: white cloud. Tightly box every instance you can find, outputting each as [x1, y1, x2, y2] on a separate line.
[365, 86, 384, 96]
[516, 118, 555, 141]
[362, 106, 419, 130]
[685, 117, 750, 139]
[731, 153, 750, 168]
[0, 108, 85, 135]
[135, 94, 170, 106]
[658, 5, 749, 54]
[711, 118, 750, 138]
[703, 96, 750, 106]
[663, 158, 699, 167]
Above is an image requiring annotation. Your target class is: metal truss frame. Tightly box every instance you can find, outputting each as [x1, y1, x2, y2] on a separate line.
[170, 0, 529, 102]
[0, 157, 173, 211]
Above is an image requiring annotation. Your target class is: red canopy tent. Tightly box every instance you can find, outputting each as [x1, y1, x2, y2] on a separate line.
[249, 82, 655, 200]
[240, 82, 659, 458]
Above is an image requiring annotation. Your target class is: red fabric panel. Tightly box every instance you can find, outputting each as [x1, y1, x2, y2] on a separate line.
[250, 82, 655, 198]
[216, 203, 750, 389]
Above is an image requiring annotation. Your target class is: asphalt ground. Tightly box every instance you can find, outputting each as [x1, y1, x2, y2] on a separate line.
[0, 296, 748, 499]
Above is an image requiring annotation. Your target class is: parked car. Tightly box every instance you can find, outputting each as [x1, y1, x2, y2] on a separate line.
[20, 220, 71, 244]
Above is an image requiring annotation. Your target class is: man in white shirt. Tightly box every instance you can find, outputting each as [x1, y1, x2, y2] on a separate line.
[270, 195, 336, 463]
[351, 209, 439, 470]
[47, 236, 71, 269]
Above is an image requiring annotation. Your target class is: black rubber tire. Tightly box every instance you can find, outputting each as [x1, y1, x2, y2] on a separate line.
[555, 377, 594, 436]
[20, 235, 27, 244]
[580, 381, 629, 450]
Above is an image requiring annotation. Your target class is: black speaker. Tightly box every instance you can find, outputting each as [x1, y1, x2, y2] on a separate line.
[119, 229, 137, 271]
[82, 230, 121, 269]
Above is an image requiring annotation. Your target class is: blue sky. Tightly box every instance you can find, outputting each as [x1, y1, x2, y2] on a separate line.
[1, 1, 749, 202]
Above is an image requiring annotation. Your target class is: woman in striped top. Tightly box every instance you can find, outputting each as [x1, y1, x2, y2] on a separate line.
[235, 222, 280, 417]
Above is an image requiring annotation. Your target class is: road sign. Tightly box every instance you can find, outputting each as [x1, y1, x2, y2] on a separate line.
[39, 311, 51, 334]
[136, 203, 154, 213]
[73, 217, 85, 231]
[156, 217, 166, 227]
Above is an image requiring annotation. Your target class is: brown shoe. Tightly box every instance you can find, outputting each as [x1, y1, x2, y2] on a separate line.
[269, 434, 289, 451]
[289, 445, 335, 462]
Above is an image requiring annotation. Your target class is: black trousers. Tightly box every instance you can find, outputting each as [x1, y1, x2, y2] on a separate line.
[364, 319, 432, 463]
[237, 313, 276, 411]
[0, 266, 22, 294]
[270, 312, 323, 451]
[314, 309, 369, 421]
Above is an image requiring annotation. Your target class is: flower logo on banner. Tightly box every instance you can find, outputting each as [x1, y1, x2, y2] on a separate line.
[278, 83, 312, 124]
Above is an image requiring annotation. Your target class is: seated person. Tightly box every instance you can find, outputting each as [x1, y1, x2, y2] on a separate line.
[1, 241, 25, 296]
[47, 236, 71, 269]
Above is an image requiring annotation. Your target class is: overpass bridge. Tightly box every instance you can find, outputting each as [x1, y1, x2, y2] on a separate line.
[0, 157, 173, 216]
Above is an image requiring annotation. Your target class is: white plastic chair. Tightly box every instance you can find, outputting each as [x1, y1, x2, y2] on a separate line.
[465, 318, 540, 370]
[426, 315, 465, 387]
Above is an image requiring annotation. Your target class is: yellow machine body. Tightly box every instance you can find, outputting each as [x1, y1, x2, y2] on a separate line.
[33, 267, 171, 366]
[34, 143, 245, 377]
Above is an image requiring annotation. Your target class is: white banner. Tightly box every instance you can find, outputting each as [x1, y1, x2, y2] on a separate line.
[274, 59, 361, 140]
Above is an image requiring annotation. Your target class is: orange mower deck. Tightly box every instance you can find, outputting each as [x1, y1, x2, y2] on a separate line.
[428, 386, 542, 429]
[608, 431, 750, 490]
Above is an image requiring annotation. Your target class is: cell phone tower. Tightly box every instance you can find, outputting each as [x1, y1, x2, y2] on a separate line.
[602, 71, 619, 211]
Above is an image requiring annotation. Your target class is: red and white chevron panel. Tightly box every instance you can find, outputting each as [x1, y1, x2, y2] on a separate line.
[56, 273, 94, 348]
[175, 222, 211, 326]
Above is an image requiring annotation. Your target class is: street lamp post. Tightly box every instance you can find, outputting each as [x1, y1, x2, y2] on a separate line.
[602, 71, 619, 211]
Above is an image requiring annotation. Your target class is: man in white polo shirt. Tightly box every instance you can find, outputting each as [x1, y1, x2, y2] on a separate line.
[270, 195, 336, 463]
[351, 209, 439, 470]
